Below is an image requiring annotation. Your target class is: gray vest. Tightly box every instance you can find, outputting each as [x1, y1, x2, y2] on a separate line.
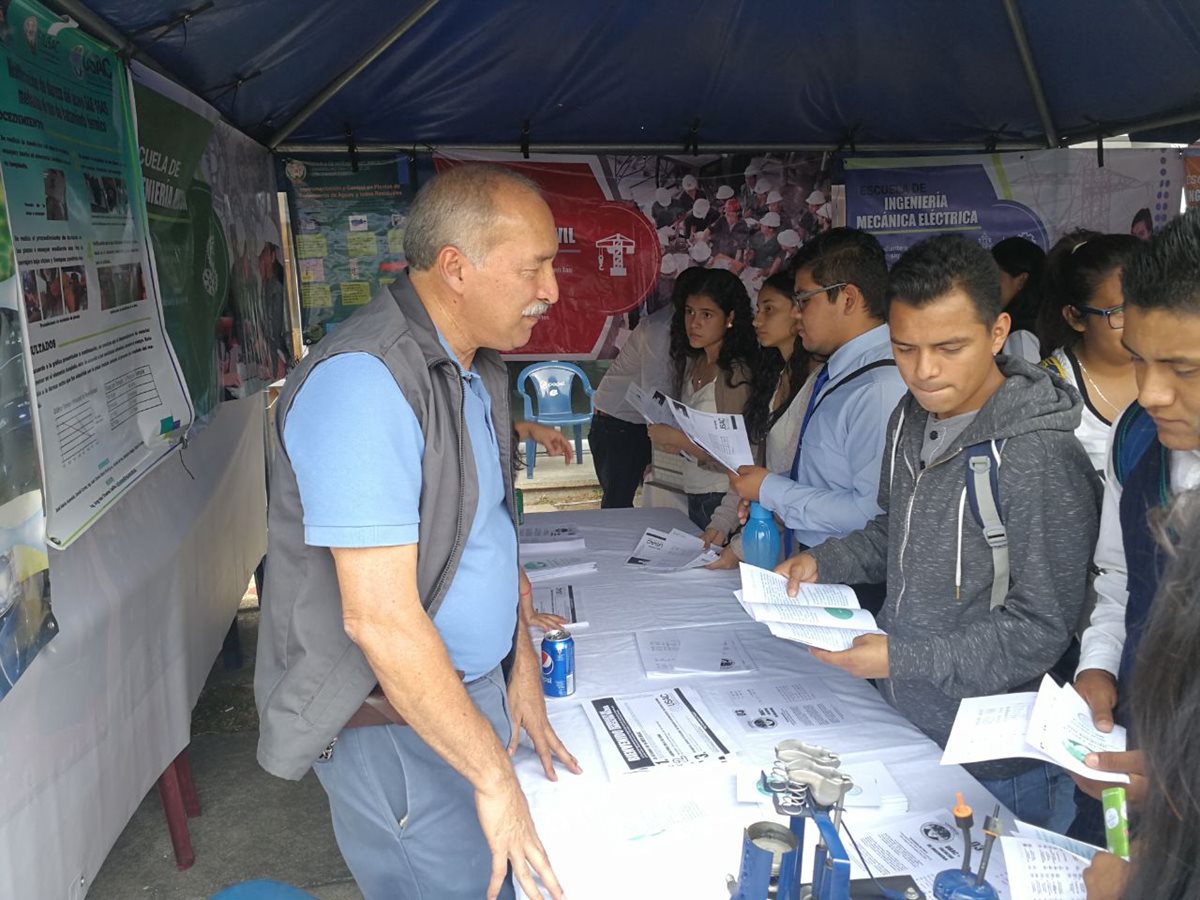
[255, 276, 515, 780]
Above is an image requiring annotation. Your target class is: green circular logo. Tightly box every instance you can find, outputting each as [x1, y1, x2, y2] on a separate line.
[825, 607, 854, 620]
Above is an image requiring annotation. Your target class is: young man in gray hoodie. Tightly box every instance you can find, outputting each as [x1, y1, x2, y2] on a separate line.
[778, 234, 1101, 832]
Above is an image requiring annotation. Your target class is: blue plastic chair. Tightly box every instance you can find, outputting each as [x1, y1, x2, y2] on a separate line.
[210, 881, 316, 899]
[516, 361, 595, 478]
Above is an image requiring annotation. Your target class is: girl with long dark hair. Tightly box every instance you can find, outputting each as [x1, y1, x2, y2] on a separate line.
[702, 272, 820, 565]
[649, 268, 758, 529]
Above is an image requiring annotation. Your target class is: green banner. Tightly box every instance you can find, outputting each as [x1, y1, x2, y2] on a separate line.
[280, 156, 411, 341]
[132, 83, 228, 417]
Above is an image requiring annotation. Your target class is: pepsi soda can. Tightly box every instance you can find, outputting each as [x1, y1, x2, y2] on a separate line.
[541, 629, 575, 697]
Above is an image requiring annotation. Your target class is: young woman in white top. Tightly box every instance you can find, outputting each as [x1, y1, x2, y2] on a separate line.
[993, 235, 1046, 363]
[702, 271, 823, 567]
[1038, 230, 1142, 472]
[649, 268, 758, 529]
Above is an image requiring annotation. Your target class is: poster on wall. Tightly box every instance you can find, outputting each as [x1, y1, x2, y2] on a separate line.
[0, 0, 193, 548]
[279, 156, 413, 343]
[1185, 147, 1200, 211]
[133, 65, 292, 415]
[0, 166, 56, 699]
[845, 149, 1183, 263]
[436, 151, 834, 359]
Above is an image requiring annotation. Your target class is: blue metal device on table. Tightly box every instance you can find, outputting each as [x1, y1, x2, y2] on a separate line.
[727, 741, 924, 900]
[930, 794, 1000, 900]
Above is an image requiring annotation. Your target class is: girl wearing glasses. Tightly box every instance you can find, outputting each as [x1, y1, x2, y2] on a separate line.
[1039, 230, 1142, 472]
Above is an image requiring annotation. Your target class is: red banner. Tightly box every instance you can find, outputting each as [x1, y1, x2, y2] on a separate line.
[435, 153, 660, 358]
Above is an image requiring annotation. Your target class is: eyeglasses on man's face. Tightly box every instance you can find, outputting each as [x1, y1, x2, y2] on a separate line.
[791, 282, 848, 308]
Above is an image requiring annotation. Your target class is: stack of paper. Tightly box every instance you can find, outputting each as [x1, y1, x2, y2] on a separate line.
[841, 760, 908, 812]
[736, 564, 885, 651]
[518, 524, 586, 555]
[635, 629, 755, 676]
[624, 383, 677, 426]
[625, 527, 720, 571]
[522, 555, 597, 583]
[941, 674, 1129, 782]
[531, 584, 588, 629]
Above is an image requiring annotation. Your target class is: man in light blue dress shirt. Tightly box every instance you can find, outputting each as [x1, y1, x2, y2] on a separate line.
[730, 230, 907, 585]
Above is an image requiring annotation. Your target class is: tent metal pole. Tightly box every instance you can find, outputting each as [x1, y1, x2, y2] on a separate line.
[43, 0, 173, 80]
[1001, 0, 1059, 148]
[275, 141, 1045, 156]
[1060, 107, 1200, 145]
[267, 0, 443, 150]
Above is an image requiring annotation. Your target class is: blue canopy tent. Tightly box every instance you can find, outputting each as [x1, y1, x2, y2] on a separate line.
[42, 0, 1200, 153]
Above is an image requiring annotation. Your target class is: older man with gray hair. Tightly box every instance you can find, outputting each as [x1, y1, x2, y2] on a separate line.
[256, 164, 576, 900]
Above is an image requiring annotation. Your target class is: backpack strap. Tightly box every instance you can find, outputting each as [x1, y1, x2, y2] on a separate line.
[1040, 355, 1067, 381]
[965, 439, 1009, 611]
[1113, 402, 1160, 488]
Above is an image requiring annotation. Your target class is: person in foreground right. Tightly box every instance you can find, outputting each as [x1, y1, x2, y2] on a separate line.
[1081, 491, 1200, 900]
[1071, 209, 1200, 839]
[777, 234, 1100, 831]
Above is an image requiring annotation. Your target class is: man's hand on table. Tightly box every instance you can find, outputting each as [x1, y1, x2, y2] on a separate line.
[508, 630, 582, 782]
[475, 774, 565, 900]
[809, 634, 890, 680]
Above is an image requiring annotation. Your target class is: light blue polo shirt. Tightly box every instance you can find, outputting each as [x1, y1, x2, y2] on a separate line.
[283, 344, 518, 680]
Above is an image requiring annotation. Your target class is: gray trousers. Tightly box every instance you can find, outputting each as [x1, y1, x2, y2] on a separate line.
[313, 666, 516, 900]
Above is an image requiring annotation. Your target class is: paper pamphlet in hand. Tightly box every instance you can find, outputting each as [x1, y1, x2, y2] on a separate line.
[941, 674, 1129, 783]
[998, 835, 1088, 900]
[624, 383, 677, 426]
[626, 527, 720, 571]
[736, 563, 883, 651]
[532, 585, 588, 629]
[666, 396, 754, 472]
[518, 524, 586, 555]
[583, 687, 737, 779]
[635, 629, 755, 676]
[522, 555, 597, 583]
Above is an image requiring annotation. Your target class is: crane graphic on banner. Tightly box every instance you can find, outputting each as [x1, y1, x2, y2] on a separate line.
[596, 233, 636, 277]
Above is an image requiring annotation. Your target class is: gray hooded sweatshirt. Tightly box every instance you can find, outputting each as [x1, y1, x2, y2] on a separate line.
[810, 356, 1101, 779]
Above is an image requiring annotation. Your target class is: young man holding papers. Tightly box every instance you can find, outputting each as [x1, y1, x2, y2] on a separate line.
[777, 235, 1101, 832]
[727, 229, 906, 608]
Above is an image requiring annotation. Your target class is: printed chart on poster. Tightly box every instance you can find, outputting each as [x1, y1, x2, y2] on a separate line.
[280, 156, 412, 341]
[0, 0, 193, 548]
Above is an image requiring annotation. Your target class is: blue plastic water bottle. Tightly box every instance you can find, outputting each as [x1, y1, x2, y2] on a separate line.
[742, 502, 781, 570]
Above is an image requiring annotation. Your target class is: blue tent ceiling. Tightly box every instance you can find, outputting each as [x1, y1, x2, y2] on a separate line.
[56, 0, 1200, 151]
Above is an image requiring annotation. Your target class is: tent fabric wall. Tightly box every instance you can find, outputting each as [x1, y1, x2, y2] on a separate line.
[0, 397, 267, 900]
[66, 0, 1200, 149]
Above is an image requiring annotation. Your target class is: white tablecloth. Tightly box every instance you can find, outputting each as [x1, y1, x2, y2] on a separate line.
[512, 508, 1011, 899]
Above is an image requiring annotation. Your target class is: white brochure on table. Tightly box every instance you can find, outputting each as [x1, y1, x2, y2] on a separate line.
[941, 674, 1128, 783]
[998, 836, 1088, 899]
[625, 527, 720, 571]
[665, 395, 754, 472]
[849, 809, 1011, 898]
[702, 675, 855, 735]
[519, 524, 586, 555]
[522, 555, 597, 583]
[583, 687, 738, 779]
[635, 629, 755, 676]
[532, 584, 588, 629]
[737, 564, 883, 651]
